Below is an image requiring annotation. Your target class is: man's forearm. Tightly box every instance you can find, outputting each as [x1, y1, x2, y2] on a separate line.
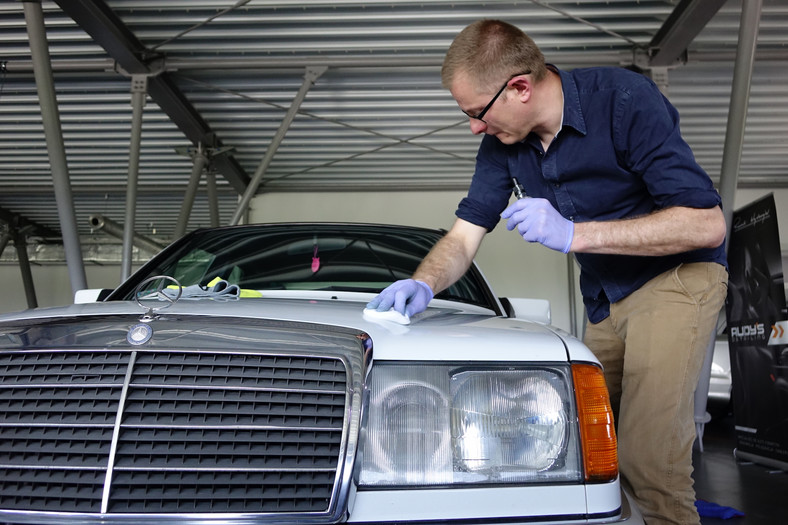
[413, 219, 486, 293]
[571, 205, 726, 256]
[413, 235, 473, 293]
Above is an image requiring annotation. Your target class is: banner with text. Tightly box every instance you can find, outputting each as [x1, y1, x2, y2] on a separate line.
[726, 193, 788, 466]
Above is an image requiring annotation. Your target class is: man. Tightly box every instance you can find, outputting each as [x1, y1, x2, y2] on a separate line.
[367, 19, 728, 525]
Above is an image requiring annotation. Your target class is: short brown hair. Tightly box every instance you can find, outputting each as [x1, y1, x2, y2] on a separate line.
[441, 19, 547, 92]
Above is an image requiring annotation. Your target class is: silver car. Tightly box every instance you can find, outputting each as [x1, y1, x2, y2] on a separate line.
[0, 223, 643, 524]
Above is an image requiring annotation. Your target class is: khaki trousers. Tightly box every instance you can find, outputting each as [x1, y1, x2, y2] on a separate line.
[583, 262, 728, 525]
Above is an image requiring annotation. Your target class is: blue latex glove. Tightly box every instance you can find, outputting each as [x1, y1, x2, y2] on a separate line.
[366, 279, 434, 317]
[501, 198, 574, 253]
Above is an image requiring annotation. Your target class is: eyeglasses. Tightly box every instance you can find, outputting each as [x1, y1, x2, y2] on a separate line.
[463, 71, 530, 123]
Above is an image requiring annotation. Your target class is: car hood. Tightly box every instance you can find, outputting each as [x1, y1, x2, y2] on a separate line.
[0, 297, 594, 363]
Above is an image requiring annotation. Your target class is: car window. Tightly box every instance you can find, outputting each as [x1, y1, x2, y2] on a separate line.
[111, 224, 496, 311]
[170, 248, 215, 284]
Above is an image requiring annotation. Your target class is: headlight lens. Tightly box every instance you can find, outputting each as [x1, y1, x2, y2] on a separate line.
[451, 370, 567, 473]
[359, 364, 581, 487]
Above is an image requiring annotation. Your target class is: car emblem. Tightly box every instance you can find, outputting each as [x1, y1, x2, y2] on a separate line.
[127, 275, 182, 345]
[127, 323, 153, 345]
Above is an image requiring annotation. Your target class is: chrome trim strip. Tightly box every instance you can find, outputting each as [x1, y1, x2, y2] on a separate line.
[114, 466, 339, 472]
[124, 423, 341, 431]
[0, 384, 124, 389]
[0, 464, 105, 471]
[0, 423, 114, 428]
[101, 351, 137, 514]
[126, 383, 346, 395]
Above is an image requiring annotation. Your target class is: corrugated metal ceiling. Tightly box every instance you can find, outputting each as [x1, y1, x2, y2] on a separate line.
[0, 0, 786, 248]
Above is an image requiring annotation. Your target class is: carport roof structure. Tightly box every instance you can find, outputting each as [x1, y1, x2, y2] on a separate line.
[1, 0, 786, 253]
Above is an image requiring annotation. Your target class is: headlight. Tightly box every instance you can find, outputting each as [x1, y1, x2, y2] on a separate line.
[451, 369, 567, 474]
[359, 364, 582, 487]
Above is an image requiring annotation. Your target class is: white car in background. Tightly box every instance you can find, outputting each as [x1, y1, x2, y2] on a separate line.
[709, 336, 733, 415]
[0, 223, 643, 524]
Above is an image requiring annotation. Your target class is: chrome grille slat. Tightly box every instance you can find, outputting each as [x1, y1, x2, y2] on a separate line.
[131, 382, 345, 395]
[101, 349, 138, 514]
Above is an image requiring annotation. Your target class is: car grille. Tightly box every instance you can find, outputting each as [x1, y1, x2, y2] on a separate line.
[0, 348, 352, 519]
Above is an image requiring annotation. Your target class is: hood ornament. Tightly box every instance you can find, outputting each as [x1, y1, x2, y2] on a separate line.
[127, 275, 182, 346]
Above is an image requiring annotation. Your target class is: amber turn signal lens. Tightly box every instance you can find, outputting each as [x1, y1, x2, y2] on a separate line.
[572, 363, 618, 482]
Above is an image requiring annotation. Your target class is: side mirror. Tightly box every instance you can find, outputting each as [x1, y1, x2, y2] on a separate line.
[74, 289, 113, 304]
[500, 297, 551, 325]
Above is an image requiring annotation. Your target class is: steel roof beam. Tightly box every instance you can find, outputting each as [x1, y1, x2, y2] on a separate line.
[54, 0, 250, 193]
[230, 66, 327, 225]
[648, 0, 728, 67]
[0, 206, 59, 239]
[13, 47, 788, 74]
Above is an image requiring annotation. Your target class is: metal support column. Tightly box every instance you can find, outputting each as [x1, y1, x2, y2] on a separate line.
[718, 0, 763, 234]
[12, 229, 38, 309]
[205, 169, 220, 227]
[695, 0, 762, 451]
[174, 143, 208, 239]
[122, 74, 148, 281]
[648, 67, 670, 97]
[23, 0, 87, 294]
[0, 228, 10, 258]
[230, 66, 327, 225]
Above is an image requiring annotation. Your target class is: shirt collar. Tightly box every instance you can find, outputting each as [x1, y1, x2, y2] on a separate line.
[551, 65, 587, 136]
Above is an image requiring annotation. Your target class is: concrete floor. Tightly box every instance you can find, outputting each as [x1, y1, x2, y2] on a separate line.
[693, 410, 787, 524]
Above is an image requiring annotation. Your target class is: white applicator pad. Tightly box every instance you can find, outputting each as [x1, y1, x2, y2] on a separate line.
[363, 308, 411, 325]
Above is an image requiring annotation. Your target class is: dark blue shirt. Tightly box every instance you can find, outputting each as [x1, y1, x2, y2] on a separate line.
[456, 66, 727, 323]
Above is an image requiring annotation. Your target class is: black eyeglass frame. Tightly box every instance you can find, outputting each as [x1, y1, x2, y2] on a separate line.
[463, 71, 531, 123]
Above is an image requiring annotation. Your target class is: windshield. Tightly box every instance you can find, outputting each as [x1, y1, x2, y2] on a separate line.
[109, 223, 498, 311]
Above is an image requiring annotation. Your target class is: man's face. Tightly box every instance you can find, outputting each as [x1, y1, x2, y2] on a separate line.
[450, 71, 530, 144]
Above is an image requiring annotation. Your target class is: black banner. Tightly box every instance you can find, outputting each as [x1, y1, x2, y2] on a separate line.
[726, 194, 788, 467]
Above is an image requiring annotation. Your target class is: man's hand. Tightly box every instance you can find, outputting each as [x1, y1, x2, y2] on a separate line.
[366, 279, 434, 317]
[501, 198, 574, 253]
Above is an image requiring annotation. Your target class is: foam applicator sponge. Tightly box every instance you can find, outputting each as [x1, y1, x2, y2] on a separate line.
[363, 308, 411, 325]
